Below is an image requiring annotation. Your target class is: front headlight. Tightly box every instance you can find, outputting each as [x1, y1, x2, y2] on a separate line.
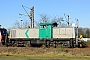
[8, 36, 10, 38]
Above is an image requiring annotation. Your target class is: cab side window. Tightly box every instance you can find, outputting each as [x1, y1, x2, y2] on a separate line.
[40, 25, 49, 29]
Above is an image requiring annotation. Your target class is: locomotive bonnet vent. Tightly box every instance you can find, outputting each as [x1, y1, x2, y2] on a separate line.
[11, 30, 16, 38]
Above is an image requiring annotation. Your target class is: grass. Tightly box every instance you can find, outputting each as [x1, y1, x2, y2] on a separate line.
[86, 40, 90, 44]
[84, 40, 90, 47]
[0, 53, 90, 59]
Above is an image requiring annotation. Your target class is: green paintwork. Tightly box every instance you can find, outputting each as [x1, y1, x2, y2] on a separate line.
[25, 29, 29, 38]
[39, 23, 52, 38]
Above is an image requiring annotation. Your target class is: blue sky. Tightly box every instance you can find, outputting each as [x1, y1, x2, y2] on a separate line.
[0, 0, 90, 28]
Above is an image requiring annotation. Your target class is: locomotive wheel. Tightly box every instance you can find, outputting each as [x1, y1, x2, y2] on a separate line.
[69, 39, 74, 48]
[78, 42, 84, 48]
[53, 41, 56, 48]
[78, 42, 81, 48]
[46, 40, 50, 48]
[1, 40, 5, 45]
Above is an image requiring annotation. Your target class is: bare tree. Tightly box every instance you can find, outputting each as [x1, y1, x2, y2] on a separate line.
[85, 28, 90, 38]
[14, 20, 21, 28]
[13, 20, 29, 28]
[78, 27, 90, 38]
[34, 14, 51, 28]
[39, 14, 65, 27]
[23, 20, 29, 28]
[39, 14, 50, 23]
[51, 16, 64, 26]
[34, 21, 39, 28]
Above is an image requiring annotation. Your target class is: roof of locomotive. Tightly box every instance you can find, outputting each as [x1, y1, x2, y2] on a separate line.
[39, 22, 53, 26]
[39, 22, 58, 26]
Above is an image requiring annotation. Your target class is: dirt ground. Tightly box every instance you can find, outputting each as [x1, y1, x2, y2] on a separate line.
[0, 46, 90, 57]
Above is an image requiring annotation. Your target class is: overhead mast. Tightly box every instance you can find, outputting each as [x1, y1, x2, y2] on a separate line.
[64, 13, 70, 26]
[21, 5, 34, 28]
[30, 6, 34, 28]
[67, 15, 70, 26]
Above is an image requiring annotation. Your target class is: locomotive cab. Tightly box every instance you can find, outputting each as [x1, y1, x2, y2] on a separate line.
[39, 22, 58, 38]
